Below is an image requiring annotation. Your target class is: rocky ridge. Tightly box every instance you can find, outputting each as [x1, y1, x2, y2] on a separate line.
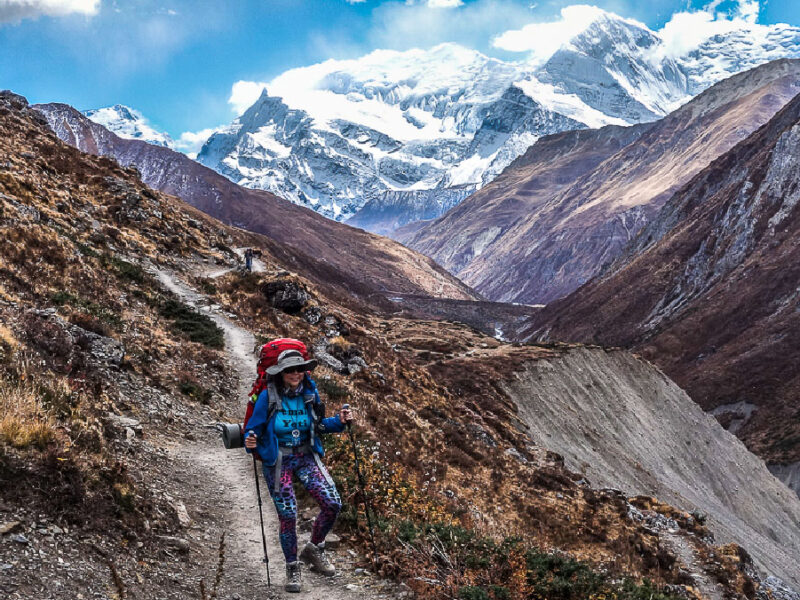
[403, 59, 800, 304]
[520, 81, 800, 481]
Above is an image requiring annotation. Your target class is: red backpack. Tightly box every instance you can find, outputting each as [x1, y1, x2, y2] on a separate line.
[243, 338, 309, 432]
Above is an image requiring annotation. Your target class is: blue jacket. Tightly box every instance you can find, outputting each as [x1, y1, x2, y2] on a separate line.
[244, 375, 345, 466]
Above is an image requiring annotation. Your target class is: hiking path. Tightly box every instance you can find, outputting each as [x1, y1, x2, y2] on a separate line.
[152, 266, 398, 600]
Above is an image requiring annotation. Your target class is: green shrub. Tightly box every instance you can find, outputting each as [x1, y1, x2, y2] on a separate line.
[75, 242, 100, 258]
[198, 279, 218, 295]
[102, 255, 147, 284]
[397, 519, 419, 543]
[179, 380, 212, 405]
[459, 587, 489, 600]
[159, 299, 224, 349]
[488, 586, 509, 600]
[526, 549, 606, 599]
[318, 378, 350, 401]
[50, 291, 122, 331]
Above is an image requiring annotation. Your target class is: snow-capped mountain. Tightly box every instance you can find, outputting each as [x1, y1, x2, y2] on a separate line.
[83, 105, 174, 148]
[196, 9, 800, 226]
[196, 43, 621, 221]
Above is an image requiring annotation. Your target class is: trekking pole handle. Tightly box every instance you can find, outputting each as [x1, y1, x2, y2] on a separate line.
[342, 403, 353, 429]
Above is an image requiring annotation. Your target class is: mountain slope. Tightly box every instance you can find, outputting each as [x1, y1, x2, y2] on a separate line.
[35, 102, 479, 303]
[195, 11, 800, 229]
[507, 348, 800, 588]
[398, 122, 651, 275]
[5, 90, 793, 599]
[405, 59, 800, 304]
[521, 86, 800, 473]
[84, 104, 174, 148]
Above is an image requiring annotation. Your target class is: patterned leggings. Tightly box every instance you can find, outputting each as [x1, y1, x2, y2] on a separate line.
[263, 451, 342, 562]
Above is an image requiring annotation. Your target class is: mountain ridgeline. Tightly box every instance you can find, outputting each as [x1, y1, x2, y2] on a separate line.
[401, 59, 800, 304]
[6, 89, 800, 598]
[519, 82, 800, 485]
[89, 10, 800, 229]
[35, 102, 479, 305]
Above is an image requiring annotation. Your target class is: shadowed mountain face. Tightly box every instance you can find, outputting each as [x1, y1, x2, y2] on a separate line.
[34, 103, 480, 304]
[522, 89, 800, 471]
[402, 59, 800, 304]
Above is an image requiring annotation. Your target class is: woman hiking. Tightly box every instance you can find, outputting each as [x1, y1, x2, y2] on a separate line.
[244, 348, 353, 593]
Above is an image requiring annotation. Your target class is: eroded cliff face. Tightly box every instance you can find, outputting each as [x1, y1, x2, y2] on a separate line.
[502, 348, 800, 587]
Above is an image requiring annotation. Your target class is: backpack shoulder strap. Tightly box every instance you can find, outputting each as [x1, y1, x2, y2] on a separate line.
[266, 381, 281, 421]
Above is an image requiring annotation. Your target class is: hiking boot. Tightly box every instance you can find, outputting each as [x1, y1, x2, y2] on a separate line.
[285, 561, 302, 593]
[300, 541, 336, 576]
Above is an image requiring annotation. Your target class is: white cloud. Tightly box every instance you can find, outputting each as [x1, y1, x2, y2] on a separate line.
[174, 127, 220, 157]
[344, 0, 366, 3]
[658, 0, 762, 58]
[427, 0, 463, 7]
[228, 80, 268, 116]
[366, 0, 534, 52]
[0, 0, 100, 24]
[492, 5, 645, 64]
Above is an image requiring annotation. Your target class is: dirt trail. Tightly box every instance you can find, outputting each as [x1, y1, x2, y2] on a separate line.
[661, 533, 725, 600]
[151, 266, 387, 599]
[205, 248, 267, 279]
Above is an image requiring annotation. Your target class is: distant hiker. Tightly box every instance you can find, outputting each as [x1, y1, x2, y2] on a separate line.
[244, 248, 253, 272]
[244, 348, 353, 593]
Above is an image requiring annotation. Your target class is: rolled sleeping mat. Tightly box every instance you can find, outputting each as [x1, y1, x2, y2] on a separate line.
[222, 423, 244, 449]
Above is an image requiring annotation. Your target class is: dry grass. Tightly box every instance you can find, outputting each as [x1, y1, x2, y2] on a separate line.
[0, 376, 57, 449]
[0, 323, 18, 350]
[328, 335, 352, 350]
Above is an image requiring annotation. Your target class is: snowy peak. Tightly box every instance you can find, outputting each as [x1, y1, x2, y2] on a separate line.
[683, 24, 800, 93]
[83, 104, 174, 148]
[196, 16, 800, 227]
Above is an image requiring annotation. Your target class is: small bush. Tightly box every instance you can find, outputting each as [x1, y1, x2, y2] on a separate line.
[198, 279, 218, 295]
[112, 482, 136, 512]
[102, 254, 147, 284]
[317, 378, 350, 402]
[51, 291, 122, 331]
[160, 299, 224, 349]
[0, 378, 57, 449]
[179, 377, 213, 405]
[459, 587, 489, 600]
[489, 586, 509, 600]
[75, 241, 100, 258]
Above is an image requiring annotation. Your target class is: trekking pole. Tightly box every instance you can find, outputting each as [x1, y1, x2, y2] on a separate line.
[343, 404, 378, 569]
[251, 453, 272, 587]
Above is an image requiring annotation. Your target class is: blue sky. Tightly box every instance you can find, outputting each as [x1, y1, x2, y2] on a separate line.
[1, 0, 798, 148]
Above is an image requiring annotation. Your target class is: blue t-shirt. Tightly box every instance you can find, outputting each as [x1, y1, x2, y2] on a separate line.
[274, 393, 311, 446]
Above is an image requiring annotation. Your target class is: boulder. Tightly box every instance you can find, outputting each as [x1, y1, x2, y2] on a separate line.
[262, 279, 309, 314]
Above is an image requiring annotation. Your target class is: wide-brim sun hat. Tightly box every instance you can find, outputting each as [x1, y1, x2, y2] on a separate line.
[266, 349, 318, 375]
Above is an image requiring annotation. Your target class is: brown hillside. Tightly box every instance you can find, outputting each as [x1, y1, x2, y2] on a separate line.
[523, 89, 800, 469]
[404, 59, 800, 305]
[1, 91, 782, 598]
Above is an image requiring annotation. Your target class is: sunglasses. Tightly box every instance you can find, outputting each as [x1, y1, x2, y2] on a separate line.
[282, 366, 306, 374]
